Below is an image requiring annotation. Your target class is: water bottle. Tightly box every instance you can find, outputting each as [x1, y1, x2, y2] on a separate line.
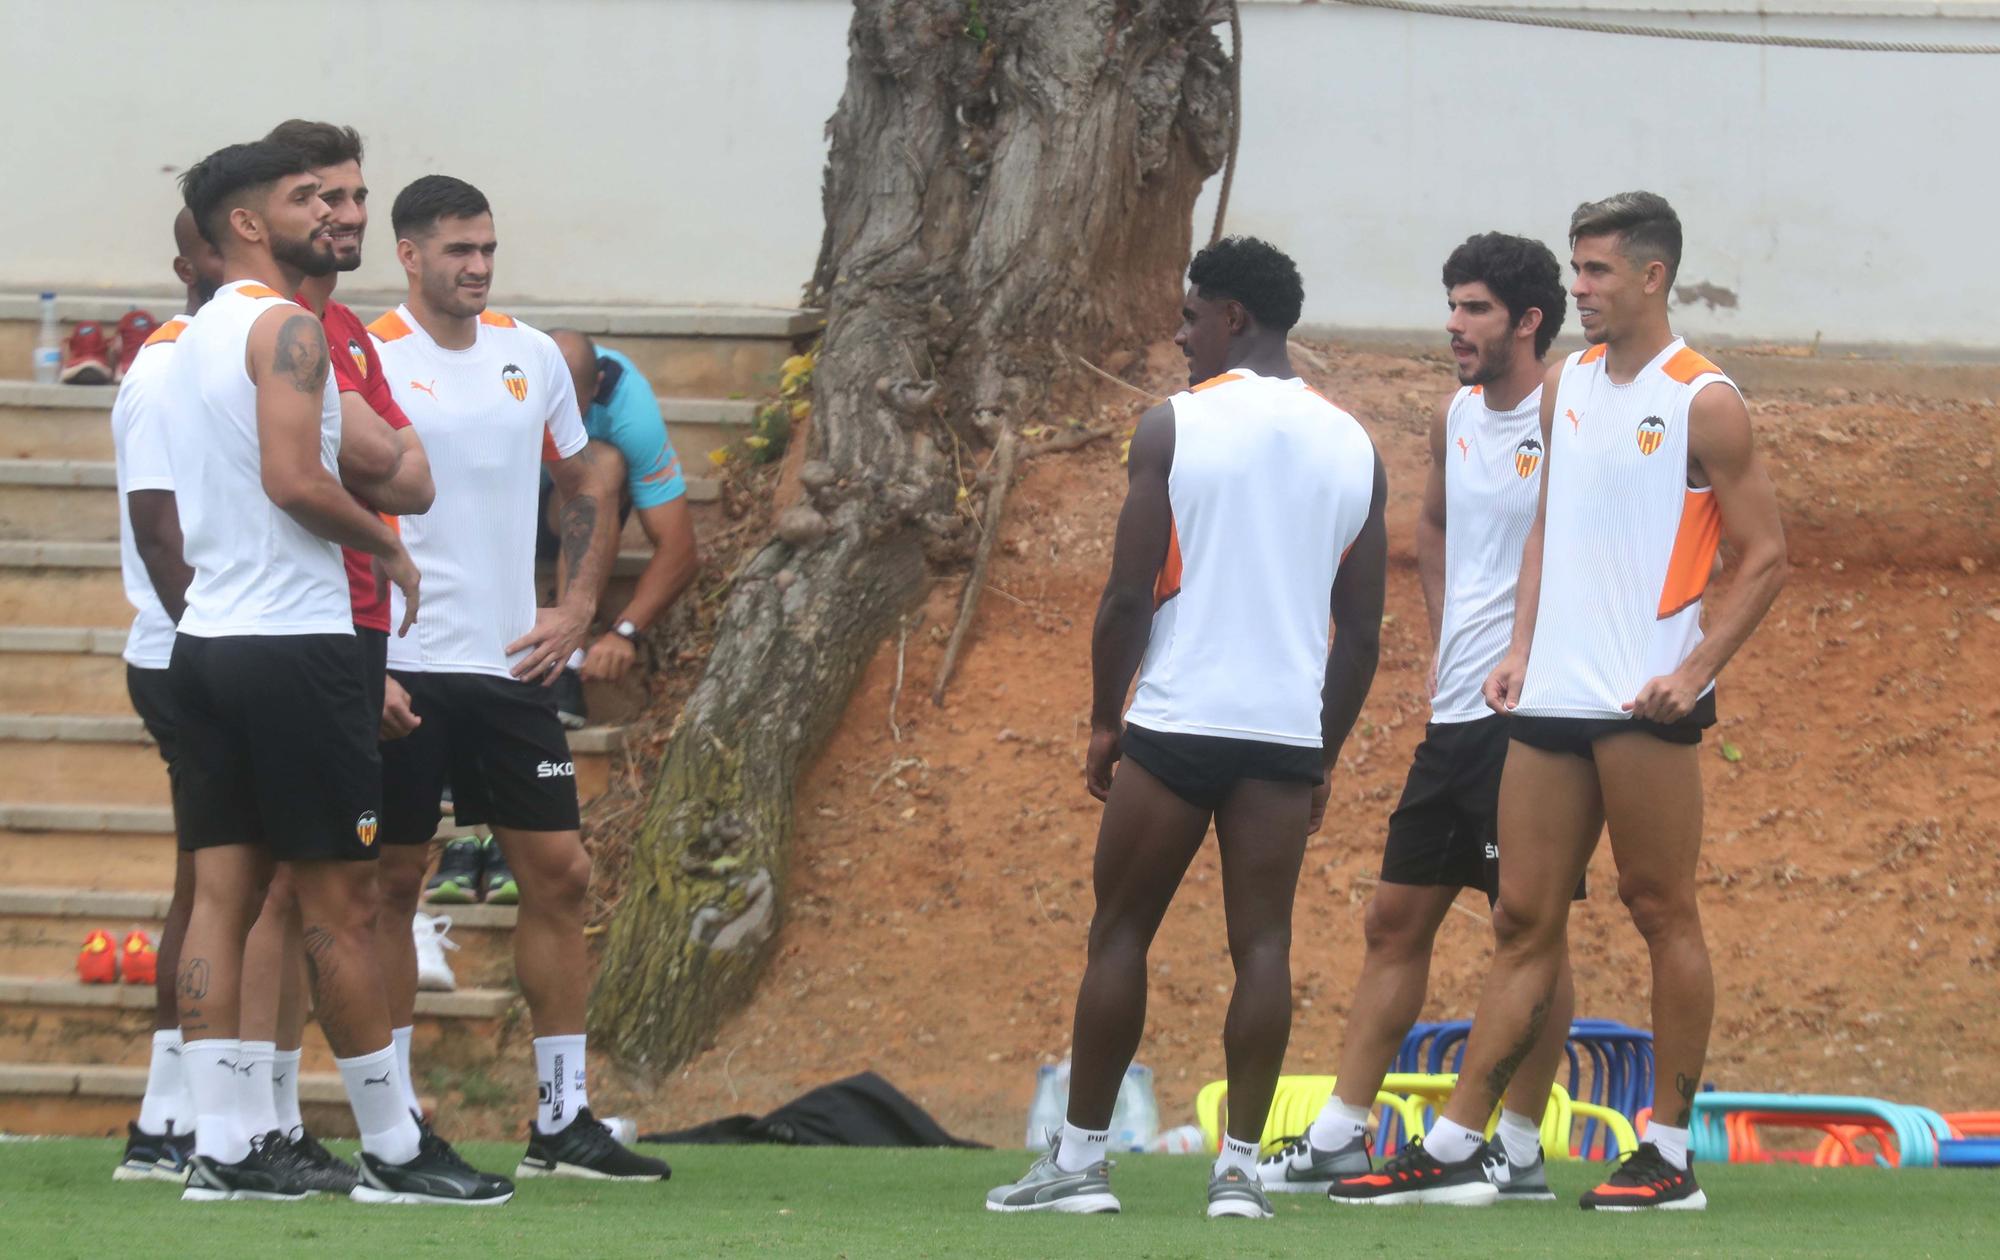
[1109, 1063, 1159, 1151]
[1024, 1061, 1070, 1149]
[32, 292, 60, 384]
[601, 1114, 637, 1145]
[1148, 1124, 1205, 1155]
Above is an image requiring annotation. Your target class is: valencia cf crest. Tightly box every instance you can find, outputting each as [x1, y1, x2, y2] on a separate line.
[1636, 416, 1666, 456]
[502, 363, 528, 402]
[1513, 437, 1543, 479]
[347, 338, 368, 379]
[356, 810, 379, 848]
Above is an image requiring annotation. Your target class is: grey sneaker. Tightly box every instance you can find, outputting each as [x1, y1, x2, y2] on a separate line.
[1207, 1164, 1274, 1219]
[1482, 1143, 1556, 1201]
[985, 1140, 1120, 1214]
[1256, 1131, 1371, 1193]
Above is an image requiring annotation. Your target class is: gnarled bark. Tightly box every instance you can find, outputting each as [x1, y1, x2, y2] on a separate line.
[591, 0, 1232, 1070]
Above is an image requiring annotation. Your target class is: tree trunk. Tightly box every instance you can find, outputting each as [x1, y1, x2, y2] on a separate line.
[591, 0, 1232, 1070]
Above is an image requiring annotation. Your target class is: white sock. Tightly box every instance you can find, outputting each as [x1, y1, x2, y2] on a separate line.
[137, 1028, 191, 1136]
[336, 1044, 422, 1165]
[391, 1025, 423, 1118]
[1054, 1120, 1110, 1172]
[239, 1041, 280, 1138]
[1423, 1117, 1485, 1165]
[1497, 1109, 1543, 1166]
[1308, 1097, 1371, 1153]
[272, 1048, 304, 1135]
[1214, 1134, 1259, 1177]
[534, 1034, 589, 1134]
[1648, 1122, 1690, 1170]
[184, 1038, 249, 1164]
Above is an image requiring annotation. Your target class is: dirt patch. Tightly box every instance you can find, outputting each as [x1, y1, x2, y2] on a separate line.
[594, 342, 2000, 1146]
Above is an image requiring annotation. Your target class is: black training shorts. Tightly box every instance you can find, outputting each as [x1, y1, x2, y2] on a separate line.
[357, 625, 388, 727]
[1382, 714, 1584, 904]
[1120, 723, 1324, 812]
[126, 665, 180, 770]
[1509, 689, 1717, 761]
[166, 632, 382, 861]
[379, 670, 582, 844]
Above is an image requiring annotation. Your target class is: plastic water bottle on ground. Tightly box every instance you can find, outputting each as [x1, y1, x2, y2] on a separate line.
[1148, 1124, 1205, 1154]
[602, 1115, 637, 1145]
[1109, 1063, 1159, 1151]
[32, 293, 60, 384]
[1025, 1061, 1070, 1149]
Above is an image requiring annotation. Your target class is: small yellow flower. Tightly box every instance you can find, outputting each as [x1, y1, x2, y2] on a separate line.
[790, 399, 812, 422]
[782, 353, 815, 378]
[745, 435, 770, 450]
[708, 447, 732, 467]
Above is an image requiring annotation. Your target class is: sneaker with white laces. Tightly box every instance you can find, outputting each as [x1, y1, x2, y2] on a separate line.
[413, 912, 459, 992]
[1325, 1136, 1500, 1207]
[1256, 1130, 1372, 1193]
[1207, 1165, 1275, 1219]
[1482, 1141, 1556, 1202]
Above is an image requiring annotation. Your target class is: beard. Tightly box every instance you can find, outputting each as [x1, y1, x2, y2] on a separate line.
[1459, 343, 1512, 387]
[271, 229, 337, 278]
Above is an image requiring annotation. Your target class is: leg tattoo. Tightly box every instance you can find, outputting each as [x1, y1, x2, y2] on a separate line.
[1482, 994, 1552, 1102]
[1673, 1072, 1697, 1127]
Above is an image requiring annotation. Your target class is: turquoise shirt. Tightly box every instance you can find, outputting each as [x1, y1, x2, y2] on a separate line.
[586, 347, 685, 508]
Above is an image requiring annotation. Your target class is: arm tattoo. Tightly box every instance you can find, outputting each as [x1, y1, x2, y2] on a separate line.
[273, 313, 330, 394]
[558, 493, 599, 587]
[1482, 994, 1552, 1102]
[1673, 1072, 1698, 1127]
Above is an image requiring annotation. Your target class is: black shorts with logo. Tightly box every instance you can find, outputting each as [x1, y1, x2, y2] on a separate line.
[379, 670, 581, 844]
[126, 665, 180, 770]
[1120, 723, 1324, 812]
[1382, 714, 1585, 904]
[166, 633, 382, 861]
[1509, 689, 1717, 761]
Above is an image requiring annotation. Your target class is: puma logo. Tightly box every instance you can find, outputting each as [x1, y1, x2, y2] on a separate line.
[363, 1071, 392, 1087]
[408, 379, 439, 401]
[215, 1059, 239, 1073]
[272, 1071, 287, 1086]
[1566, 408, 1580, 433]
[236, 1062, 254, 1076]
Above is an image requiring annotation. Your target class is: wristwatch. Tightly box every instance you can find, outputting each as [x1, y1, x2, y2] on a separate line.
[613, 620, 639, 642]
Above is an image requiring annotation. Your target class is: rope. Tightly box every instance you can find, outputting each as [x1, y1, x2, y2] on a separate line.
[1324, 0, 2000, 54]
[1210, 0, 1243, 244]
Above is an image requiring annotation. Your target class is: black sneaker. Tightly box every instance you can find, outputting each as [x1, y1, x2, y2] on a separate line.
[290, 1127, 361, 1194]
[517, 1107, 670, 1181]
[1325, 1137, 1499, 1207]
[115, 1120, 192, 1183]
[1580, 1142, 1706, 1211]
[426, 835, 485, 904]
[481, 836, 518, 905]
[352, 1124, 514, 1206]
[181, 1132, 313, 1202]
[553, 668, 588, 730]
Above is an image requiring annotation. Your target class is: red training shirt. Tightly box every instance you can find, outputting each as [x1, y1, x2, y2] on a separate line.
[322, 298, 412, 632]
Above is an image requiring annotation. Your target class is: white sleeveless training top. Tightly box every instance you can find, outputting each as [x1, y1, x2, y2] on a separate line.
[166, 280, 352, 639]
[1430, 383, 1542, 724]
[1515, 338, 1734, 719]
[1124, 369, 1377, 748]
[111, 315, 189, 669]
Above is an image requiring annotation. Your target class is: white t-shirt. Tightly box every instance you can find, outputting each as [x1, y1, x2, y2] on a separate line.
[1429, 384, 1542, 724]
[1123, 369, 1378, 748]
[165, 281, 352, 639]
[112, 315, 189, 668]
[369, 305, 586, 678]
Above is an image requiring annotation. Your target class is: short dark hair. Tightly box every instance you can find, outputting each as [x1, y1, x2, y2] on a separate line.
[1569, 191, 1683, 286]
[263, 119, 363, 169]
[1441, 232, 1567, 359]
[1187, 236, 1304, 332]
[391, 175, 491, 240]
[179, 140, 312, 247]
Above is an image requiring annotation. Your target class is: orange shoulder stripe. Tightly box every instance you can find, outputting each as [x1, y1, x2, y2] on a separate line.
[1468, 384, 1483, 395]
[368, 310, 414, 342]
[141, 319, 187, 347]
[236, 284, 283, 301]
[478, 310, 517, 329]
[1188, 371, 1242, 393]
[1657, 489, 1722, 619]
[1578, 344, 1607, 365]
[1662, 346, 1722, 385]
[1153, 515, 1183, 609]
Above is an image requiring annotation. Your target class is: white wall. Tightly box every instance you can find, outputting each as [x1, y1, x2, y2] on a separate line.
[3, 0, 1995, 347]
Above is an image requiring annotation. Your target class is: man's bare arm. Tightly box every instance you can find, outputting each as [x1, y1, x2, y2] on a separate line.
[620, 499, 701, 631]
[1323, 451, 1388, 765]
[1090, 403, 1174, 732]
[127, 489, 192, 623]
[335, 390, 404, 486]
[343, 396, 435, 516]
[507, 440, 622, 681]
[1416, 396, 1449, 649]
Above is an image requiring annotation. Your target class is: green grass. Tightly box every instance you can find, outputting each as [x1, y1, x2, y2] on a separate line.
[1, 1140, 1994, 1258]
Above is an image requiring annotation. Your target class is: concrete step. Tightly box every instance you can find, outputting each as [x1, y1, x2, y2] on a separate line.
[0, 540, 669, 628]
[0, 713, 622, 808]
[0, 293, 819, 404]
[0, 974, 514, 1077]
[0, 626, 128, 713]
[0, 1059, 416, 1138]
[0, 888, 519, 990]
